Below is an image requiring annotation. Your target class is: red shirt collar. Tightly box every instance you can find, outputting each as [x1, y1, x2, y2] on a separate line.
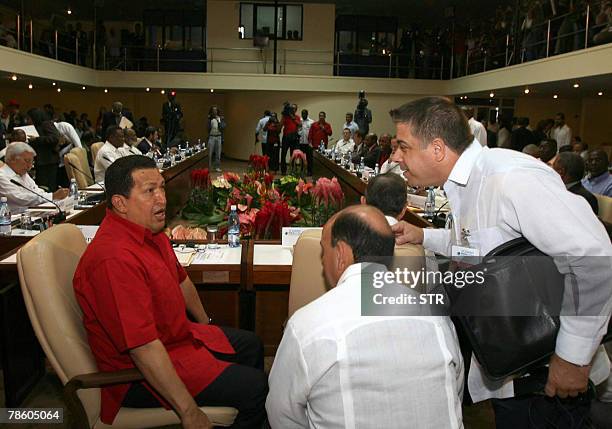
[104, 208, 155, 245]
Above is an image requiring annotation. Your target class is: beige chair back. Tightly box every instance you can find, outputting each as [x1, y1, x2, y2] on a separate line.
[90, 142, 104, 165]
[288, 229, 426, 316]
[71, 147, 94, 185]
[64, 153, 91, 189]
[596, 194, 612, 224]
[17, 224, 100, 427]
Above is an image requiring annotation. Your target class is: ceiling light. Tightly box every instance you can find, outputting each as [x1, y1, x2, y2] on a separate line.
[598, 91, 603, 96]
[11, 75, 17, 81]
[82, 86, 86, 90]
[573, 83, 579, 88]
[553, 94, 558, 99]
[57, 88, 61, 93]
[160, 89, 165, 94]
[67, 8, 72, 15]
[28, 83, 33, 89]
[145, 87, 150, 92]
[104, 88, 108, 93]
[489, 92, 494, 98]
[52, 82, 56, 86]
[210, 89, 214, 93]
[524, 88, 530, 94]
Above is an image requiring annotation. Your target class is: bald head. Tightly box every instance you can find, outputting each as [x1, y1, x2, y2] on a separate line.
[321, 205, 394, 287]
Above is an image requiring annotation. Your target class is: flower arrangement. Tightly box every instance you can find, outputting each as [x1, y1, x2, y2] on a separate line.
[289, 149, 307, 177]
[175, 155, 344, 240]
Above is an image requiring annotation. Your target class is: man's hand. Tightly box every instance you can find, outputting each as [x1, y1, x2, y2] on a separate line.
[181, 405, 213, 429]
[52, 188, 70, 200]
[544, 353, 591, 398]
[391, 221, 424, 245]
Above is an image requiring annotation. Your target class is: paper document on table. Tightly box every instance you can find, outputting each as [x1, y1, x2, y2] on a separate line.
[119, 116, 133, 129]
[191, 246, 242, 265]
[175, 250, 196, 267]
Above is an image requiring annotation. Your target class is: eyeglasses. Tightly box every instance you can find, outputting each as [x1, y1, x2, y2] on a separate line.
[19, 157, 35, 165]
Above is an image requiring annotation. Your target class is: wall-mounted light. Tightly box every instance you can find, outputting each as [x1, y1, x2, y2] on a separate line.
[238, 25, 245, 39]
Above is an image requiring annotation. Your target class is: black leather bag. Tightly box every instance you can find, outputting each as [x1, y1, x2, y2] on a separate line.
[447, 237, 609, 381]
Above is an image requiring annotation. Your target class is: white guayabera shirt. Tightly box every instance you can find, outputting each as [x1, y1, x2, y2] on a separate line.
[266, 263, 464, 429]
[423, 141, 612, 401]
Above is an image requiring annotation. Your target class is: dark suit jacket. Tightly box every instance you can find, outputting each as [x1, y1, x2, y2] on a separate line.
[510, 127, 536, 152]
[568, 182, 599, 215]
[363, 146, 381, 169]
[30, 121, 61, 166]
[351, 143, 368, 165]
[101, 110, 135, 140]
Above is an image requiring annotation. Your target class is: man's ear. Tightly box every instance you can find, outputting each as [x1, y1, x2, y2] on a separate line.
[111, 195, 128, 214]
[430, 138, 447, 163]
[336, 240, 355, 273]
[360, 196, 366, 205]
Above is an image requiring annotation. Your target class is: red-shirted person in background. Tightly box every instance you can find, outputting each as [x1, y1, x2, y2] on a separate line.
[307, 111, 333, 176]
[279, 103, 301, 175]
[73, 156, 267, 429]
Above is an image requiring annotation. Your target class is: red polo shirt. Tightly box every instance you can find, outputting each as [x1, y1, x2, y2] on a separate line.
[281, 114, 301, 135]
[73, 210, 234, 424]
[308, 122, 333, 148]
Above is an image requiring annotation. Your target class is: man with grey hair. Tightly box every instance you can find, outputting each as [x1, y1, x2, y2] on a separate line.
[101, 101, 134, 140]
[0, 142, 69, 212]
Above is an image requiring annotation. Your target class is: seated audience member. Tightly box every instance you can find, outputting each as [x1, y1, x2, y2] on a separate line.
[377, 133, 392, 165]
[553, 152, 599, 214]
[522, 144, 541, 158]
[118, 128, 142, 156]
[572, 140, 589, 160]
[94, 125, 126, 182]
[539, 139, 558, 164]
[361, 173, 408, 225]
[335, 128, 355, 156]
[266, 205, 463, 428]
[0, 142, 69, 212]
[583, 149, 612, 197]
[137, 126, 163, 156]
[380, 137, 404, 175]
[73, 156, 267, 428]
[363, 133, 381, 169]
[350, 130, 366, 165]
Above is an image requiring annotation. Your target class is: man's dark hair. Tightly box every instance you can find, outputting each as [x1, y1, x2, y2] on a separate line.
[144, 126, 158, 139]
[365, 173, 407, 218]
[264, 110, 271, 116]
[106, 125, 121, 140]
[331, 211, 395, 264]
[539, 139, 558, 162]
[105, 155, 157, 208]
[390, 97, 472, 154]
[354, 129, 364, 139]
[556, 152, 585, 182]
[319, 111, 326, 117]
[559, 145, 572, 153]
[556, 112, 565, 120]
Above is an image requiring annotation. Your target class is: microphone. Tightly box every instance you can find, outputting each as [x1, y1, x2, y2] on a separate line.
[9, 179, 67, 223]
[66, 160, 105, 191]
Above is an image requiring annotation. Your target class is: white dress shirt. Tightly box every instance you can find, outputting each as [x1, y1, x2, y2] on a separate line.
[0, 164, 53, 212]
[118, 143, 142, 157]
[385, 215, 398, 226]
[422, 141, 612, 402]
[468, 117, 487, 147]
[94, 141, 124, 182]
[267, 263, 464, 429]
[55, 121, 83, 168]
[342, 121, 359, 138]
[299, 118, 315, 145]
[551, 124, 572, 150]
[335, 138, 355, 156]
[497, 127, 511, 149]
[256, 116, 270, 143]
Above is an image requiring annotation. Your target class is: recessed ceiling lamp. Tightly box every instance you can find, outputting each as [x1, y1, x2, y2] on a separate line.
[573, 83, 580, 88]
[104, 88, 108, 93]
[57, 88, 61, 93]
[145, 87, 150, 92]
[52, 82, 56, 86]
[11, 75, 17, 81]
[82, 86, 86, 90]
[210, 89, 214, 93]
[489, 92, 494, 98]
[524, 88, 530, 94]
[598, 91, 603, 96]
[28, 83, 33, 89]
[67, 7, 72, 15]
[553, 94, 558, 99]
[160, 89, 165, 95]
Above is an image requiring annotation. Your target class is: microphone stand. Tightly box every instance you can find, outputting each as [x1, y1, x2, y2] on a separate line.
[9, 179, 67, 224]
[66, 160, 105, 192]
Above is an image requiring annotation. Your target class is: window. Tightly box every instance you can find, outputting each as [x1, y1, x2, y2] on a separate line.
[240, 3, 303, 40]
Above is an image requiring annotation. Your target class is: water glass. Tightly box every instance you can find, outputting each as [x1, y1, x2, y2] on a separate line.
[206, 225, 220, 249]
[20, 212, 32, 230]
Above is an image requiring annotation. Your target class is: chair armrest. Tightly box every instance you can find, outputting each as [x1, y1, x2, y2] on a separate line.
[67, 368, 144, 389]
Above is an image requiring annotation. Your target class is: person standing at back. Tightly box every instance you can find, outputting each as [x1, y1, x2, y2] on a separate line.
[207, 106, 226, 173]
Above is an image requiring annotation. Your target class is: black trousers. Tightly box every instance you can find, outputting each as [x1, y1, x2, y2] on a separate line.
[266, 143, 280, 172]
[301, 144, 313, 176]
[123, 326, 268, 429]
[491, 395, 591, 429]
[280, 133, 297, 175]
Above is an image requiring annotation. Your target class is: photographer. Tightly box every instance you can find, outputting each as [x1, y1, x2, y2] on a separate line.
[354, 90, 372, 135]
[280, 102, 301, 175]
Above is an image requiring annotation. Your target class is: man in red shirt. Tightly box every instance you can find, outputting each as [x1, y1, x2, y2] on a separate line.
[307, 111, 333, 176]
[280, 103, 301, 175]
[73, 156, 267, 429]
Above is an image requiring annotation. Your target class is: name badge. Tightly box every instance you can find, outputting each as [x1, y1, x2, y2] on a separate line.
[451, 245, 480, 258]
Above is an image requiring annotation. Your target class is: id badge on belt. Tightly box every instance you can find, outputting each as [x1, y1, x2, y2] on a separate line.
[451, 228, 480, 266]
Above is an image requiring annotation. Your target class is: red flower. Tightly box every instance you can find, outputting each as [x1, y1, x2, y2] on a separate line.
[223, 171, 241, 184]
[191, 169, 211, 189]
[254, 200, 293, 239]
[264, 172, 274, 187]
[249, 154, 270, 172]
